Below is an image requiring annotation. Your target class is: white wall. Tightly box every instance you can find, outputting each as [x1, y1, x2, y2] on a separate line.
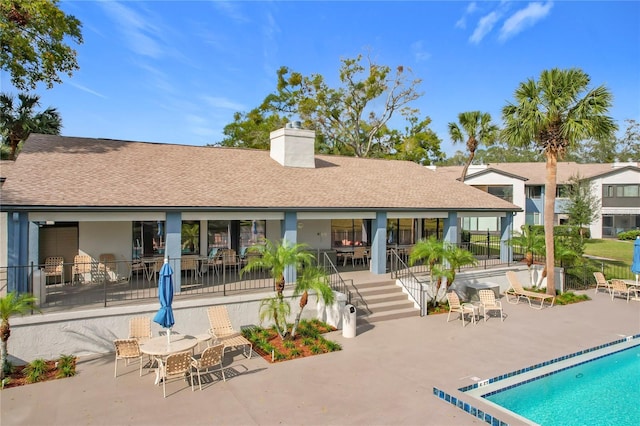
[465, 172, 526, 231]
[297, 219, 331, 249]
[79, 221, 132, 261]
[589, 168, 640, 239]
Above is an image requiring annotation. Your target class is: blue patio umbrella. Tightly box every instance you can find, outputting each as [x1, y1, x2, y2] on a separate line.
[153, 258, 175, 344]
[631, 237, 640, 285]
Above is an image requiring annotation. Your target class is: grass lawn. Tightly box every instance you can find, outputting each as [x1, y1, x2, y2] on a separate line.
[583, 239, 635, 266]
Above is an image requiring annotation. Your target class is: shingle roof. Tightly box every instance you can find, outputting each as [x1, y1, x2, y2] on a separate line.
[437, 162, 638, 185]
[1, 134, 519, 212]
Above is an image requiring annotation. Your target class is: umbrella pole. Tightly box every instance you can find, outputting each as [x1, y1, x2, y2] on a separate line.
[167, 327, 171, 345]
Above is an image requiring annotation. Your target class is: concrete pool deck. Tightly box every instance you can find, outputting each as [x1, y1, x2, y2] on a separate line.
[1, 285, 639, 426]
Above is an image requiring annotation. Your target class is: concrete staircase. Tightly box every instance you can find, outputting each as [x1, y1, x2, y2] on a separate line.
[347, 279, 419, 324]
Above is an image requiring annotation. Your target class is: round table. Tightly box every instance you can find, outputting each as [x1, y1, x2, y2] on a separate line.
[140, 335, 198, 385]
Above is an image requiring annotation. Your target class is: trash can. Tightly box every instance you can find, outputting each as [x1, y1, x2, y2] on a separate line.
[342, 304, 357, 338]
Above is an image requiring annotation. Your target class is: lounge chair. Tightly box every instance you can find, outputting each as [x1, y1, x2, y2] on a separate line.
[610, 279, 638, 303]
[478, 289, 503, 322]
[207, 305, 253, 358]
[445, 291, 477, 327]
[593, 272, 612, 295]
[505, 271, 555, 309]
[191, 343, 226, 390]
[129, 316, 152, 343]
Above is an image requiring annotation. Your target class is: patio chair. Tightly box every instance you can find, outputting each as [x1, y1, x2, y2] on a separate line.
[98, 253, 118, 282]
[129, 316, 152, 343]
[446, 291, 477, 327]
[181, 255, 200, 281]
[43, 256, 64, 285]
[73, 255, 93, 284]
[221, 249, 239, 274]
[191, 343, 226, 390]
[158, 350, 194, 397]
[478, 289, 503, 322]
[113, 338, 144, 378]
[505, 271, 555, 310]
[207, 305, 253, 358]
[610, 279, 637, 303]
[593, 272, 612, 295]
[351, 246, 368, 267]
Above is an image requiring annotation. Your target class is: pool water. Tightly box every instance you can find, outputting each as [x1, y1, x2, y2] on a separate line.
[484, 344, 640, 425]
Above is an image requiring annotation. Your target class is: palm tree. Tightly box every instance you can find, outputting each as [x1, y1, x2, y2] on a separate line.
[443, 245, 478, 290]
[409, 236, 446, 303]
[448, 111, 499, 181]
[258, 295, 291, 340]
[0, 92, 62, 160]
[502, 68, 616, 296]
[509, 225, 545, 286]
[290, 266, 334, 339]
[1, 292, 38, 380]
[180, 223, 199, 253]
[241, 238, 315, 296]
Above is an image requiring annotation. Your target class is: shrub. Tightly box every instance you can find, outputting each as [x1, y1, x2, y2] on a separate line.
[56, 354, 76, 378]
[555, 291, 591, 305]
[617, 230, 640, 240]
[23, 359, 48, 383]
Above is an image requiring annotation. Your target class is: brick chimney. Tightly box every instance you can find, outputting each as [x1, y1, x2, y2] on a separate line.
[269, 122, 316, 168]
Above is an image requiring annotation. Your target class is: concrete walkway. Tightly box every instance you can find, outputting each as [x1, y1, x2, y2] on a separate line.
[1, 290, 639, 426]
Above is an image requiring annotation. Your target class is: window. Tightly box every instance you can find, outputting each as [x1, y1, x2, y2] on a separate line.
[239, 220, 265, 249]
[181, 221, 200, 254]
[332, 219, 369, 247]
[422, 218, 443, 239]
[616, 185, 639, 198]
[603, 185, 614, 198]
[556, 185, 570, 198]
[207, 220, 230, 253]
[133, 221, 165, 258]
[525, 186, 542, 199]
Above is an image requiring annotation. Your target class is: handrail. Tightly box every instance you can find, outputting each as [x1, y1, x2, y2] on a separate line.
[320, 252, 352, 305]
[388, 249, 427, 316]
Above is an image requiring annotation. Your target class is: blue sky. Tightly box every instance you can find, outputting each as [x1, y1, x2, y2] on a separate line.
[2, 1, 639, 157]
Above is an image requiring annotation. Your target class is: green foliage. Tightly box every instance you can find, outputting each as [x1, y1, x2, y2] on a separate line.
[2, 359, 14, 376]
[564, 174, 599, 237]
[324, 340, 342, 351]
[554, 291, 590, 305]
[448, 111, 499, 180]
[283, 340, 296, 350]
[258, 295, 290, 339]
[0, 0, 83, 90]
[55, 354, 76, 378]
[23, 358, 48, 383]
[289, 348, 302, 357]
[302, 337, 314, 346]
[617, 230, 640, 241]
[180, 222, 199, 252]
[262, 53, 424, 158]
[0, 92, 62, 159]
[310, 344, 323, 354]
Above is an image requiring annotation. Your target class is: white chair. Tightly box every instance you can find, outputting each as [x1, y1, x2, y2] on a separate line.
[593, 272, 612, 295]
[113, 338, 144, 378]
[479, 289, 503, 322]
[446, 291, 477, 327]
[191, 343, 226, 390]
[129, 317, 152, 343]
[610, 279, 637, 303]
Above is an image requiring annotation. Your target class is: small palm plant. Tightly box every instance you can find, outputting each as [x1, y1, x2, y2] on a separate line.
[242, 239, 315, 296]
[290, 266, 334, 339]
[509, 225, 545, 286]
[1, 291, 39, 381]
[258, 295, 290, 340]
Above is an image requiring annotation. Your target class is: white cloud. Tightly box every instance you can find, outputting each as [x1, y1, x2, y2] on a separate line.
[455, 2, 478, 29]
[212, 1, 249, 24]
[201, 96, 246, 111]
[499, 1, 554, 42]
[466, 2, 478, 14]
[470, 11, 500, 44]
[411, 41, 431, 62]
[68, 82, 107, 99]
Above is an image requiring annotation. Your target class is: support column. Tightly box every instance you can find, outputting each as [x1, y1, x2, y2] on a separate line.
[7, 212, 29, 293]
[443, 212, 458, 246]
[370, 212, 387, 274]
[282, 211, 298, 284]
[500, 213, 514, 263]
[165, 212, 182, 292]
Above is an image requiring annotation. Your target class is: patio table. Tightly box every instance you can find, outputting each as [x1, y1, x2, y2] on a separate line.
[622, 280, 640, 302]
[140, 334, 198, 384]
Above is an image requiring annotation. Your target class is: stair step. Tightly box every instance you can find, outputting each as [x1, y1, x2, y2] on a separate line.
[358, 309, 419, 324]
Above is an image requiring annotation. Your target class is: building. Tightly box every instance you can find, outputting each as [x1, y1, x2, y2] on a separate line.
[432, 162, 640, 238]
[0, 126, 521, 296]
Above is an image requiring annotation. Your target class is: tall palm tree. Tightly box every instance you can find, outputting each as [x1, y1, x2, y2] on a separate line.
[290, 266, 334, 338]
[0, 92, 62, 160]
[502, 68, 616, 296]
[1, 292, 38, 380]
[509, 225, 545, 286]
[448, 111, 499, 181]
[241, 238, 315, 296]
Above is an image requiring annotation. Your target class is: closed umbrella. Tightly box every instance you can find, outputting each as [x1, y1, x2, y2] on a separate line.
[631, 236, 640, 285]
[153, 258, 175, 345]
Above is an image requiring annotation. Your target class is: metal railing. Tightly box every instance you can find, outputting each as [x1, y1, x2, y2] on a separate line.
[388, 249, 427, 316]
[319, 252, 352, 305]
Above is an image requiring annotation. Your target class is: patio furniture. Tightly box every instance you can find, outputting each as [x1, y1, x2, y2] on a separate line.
[221, 249, 239, 274]
[98, 253, 118, 282]
[129, 316, 152, 343]
[446, 291, 476, 327]
[349, 246, 368, 267]
[191, 343, 226, 390]
[73, 255, 94, 284]
[593, 272, 612, 295]
[610, 279, 638, 303]
[181, 255, 200, 281]
[478, 289, 503, 322]
[157, 350, 194, 397]
[505, 271, 555, 310]
[113, 338, 144, 378]
[43, 256, 64, 285]
[207, 305, 253, 358]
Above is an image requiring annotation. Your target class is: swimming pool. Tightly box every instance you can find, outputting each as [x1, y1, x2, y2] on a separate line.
[462, 336, 640, 425]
